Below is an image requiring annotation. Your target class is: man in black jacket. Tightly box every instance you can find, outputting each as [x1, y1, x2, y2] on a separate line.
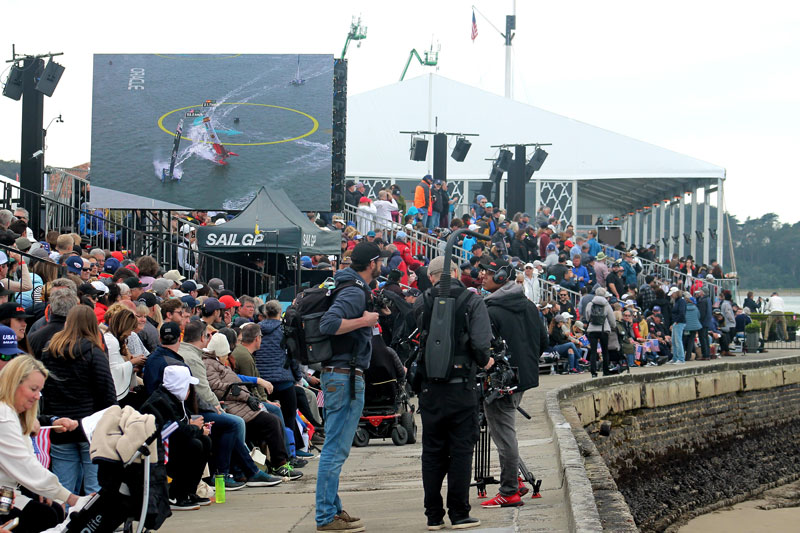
[414, 255, 493, 530]
[28, 284, 79, 359]
[480, 259, 548, 508]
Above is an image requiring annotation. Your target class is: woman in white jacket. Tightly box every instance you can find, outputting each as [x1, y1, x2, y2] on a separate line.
[0, 355, 80, 531]
[103, 305, 146, 402]
[522, 262, 541, 304]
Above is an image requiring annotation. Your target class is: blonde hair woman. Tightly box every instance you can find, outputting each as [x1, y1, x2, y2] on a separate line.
[0, 356, 81, 531]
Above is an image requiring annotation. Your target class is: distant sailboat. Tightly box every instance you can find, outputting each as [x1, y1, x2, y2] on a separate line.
[290, 56, 305, 86]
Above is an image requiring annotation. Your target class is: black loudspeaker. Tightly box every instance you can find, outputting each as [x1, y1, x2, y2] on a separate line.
[410, 137, 428, 161]
[527, 147, 548, 174]
[35, 60, 65, 97]
[2, 64, 24, 101]
[451, 137, 472, 162]
[489, 166, 504, 186]
[494, 149, 512, 172]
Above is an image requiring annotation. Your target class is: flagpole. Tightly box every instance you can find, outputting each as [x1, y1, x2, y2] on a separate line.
[505, 0, 516, 99]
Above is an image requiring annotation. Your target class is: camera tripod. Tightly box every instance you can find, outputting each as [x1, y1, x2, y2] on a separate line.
[472, 398, 542, 499]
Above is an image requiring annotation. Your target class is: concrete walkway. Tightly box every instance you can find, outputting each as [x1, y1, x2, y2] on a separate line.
[167, 351, 797, 532]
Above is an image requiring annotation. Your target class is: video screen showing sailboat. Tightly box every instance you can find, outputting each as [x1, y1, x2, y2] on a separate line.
[90, 54, 333, 210]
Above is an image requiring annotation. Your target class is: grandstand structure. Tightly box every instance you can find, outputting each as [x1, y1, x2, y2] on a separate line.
[346, 74, 728, 267]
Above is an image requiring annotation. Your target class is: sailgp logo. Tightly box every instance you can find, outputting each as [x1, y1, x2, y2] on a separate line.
[302, 233, 317, 247]
[205, 233, 265, 246]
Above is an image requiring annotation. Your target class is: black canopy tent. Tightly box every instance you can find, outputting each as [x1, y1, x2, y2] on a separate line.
[196, 187, 340, 255]
[196, 187, 341, 297]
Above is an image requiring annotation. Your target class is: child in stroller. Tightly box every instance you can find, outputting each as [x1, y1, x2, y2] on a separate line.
[352, 334, 417, 447]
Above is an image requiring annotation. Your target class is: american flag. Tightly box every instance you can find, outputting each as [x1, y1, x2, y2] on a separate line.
[316, 390, 324, 408]
[471, 10, 479, 41]
[161, 421, 179, 464]
[32, 428, 52, 469]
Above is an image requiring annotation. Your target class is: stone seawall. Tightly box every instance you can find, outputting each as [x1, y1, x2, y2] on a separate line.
[547, 356, 800, 532]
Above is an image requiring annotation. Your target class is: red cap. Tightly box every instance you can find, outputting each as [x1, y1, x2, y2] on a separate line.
[110, 251, 124, 262]
[359, 196, 371, 203]
[219, 295, 241, 308]
[564, 240, 573, 248]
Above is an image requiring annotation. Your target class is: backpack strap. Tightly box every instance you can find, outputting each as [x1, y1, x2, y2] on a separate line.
[330, 277, 372, 399]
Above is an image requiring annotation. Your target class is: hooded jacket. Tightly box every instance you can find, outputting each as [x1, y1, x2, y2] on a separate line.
[202, 352, 260, 422]
[484, 282, 548, 391]
[585, 296, 617, 333]
[254, 319, 301, 384]
[685, 300, 702, 331]
[394, 240, 422, 270]
[178, 342, 220, 412]
[319, 268, 374, 371]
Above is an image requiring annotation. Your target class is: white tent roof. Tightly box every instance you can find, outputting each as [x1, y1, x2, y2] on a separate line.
[346, 74, 725, 182]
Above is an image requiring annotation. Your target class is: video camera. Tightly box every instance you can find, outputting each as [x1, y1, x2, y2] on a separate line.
[478, 336, 520, 405]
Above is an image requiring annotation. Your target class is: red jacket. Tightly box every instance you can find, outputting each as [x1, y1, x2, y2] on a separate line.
[394, 240, 422, 270]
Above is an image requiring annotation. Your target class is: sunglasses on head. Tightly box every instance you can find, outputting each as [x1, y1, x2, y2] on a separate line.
[0, 353, 18, 362]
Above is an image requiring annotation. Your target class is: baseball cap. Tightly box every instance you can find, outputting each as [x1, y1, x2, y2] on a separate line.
[77, 283, 103, 297]
[480, 258, 510, 273]
[204, 332, 231, 357]
[159, 321, 182, 344]
[403, 288, 422, 298]
[350, 242, 382, 265]
[65, 255, 84, 274]
[15, 237, 31, 252]
[652, 305, 661, 312]
[485, 202, 493, 208]
[181, 280, 203, 292]
[180, 295, 199, 309]
[366, 230, 376, 237]
[151, 278, 174, 296]
[0, 303, 32, 320]
[499, 222, 508, 229]
[667, 287, 680, 296]
[103, 257, 121, 274]
[123, 277, 144, 289]
[460, 261, 472, 270]
[554, 314, 566, 323]
[219, 295, 241, 309]
[208, 278, 225, 293]
[0, 325, 24, 358]
[110, 251, 124, 262]
[163, 269, 185, 283]
[202, 297, 226, 313]
[137, 292, 158, 308]
[395, 231, 407, 241]
[359, 197, 372, 204]
[547, 224, 556, 231]
[574, 320, 586, 331]
[91, 280, 110, 295]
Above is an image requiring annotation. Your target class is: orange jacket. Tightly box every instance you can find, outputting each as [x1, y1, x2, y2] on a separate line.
[414, 181, 432, 215]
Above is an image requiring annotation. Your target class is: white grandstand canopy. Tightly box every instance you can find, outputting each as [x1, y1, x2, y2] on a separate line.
[346, 73, 725, 185]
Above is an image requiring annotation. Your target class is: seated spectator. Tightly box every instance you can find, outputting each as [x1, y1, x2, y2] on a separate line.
[103, 305, 147, 404]
[143, 322, 187, 394]
[139, 365, 212, 511]
[0, 355, 83, 531]
[40, 305, 117, 495]
[28, 281, 79, 358]
[202, 333, 302, 481]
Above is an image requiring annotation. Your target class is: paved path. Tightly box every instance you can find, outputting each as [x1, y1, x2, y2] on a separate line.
[167, 351, 797, 532]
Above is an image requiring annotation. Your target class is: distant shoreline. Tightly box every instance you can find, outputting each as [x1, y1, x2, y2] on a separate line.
[741, 288, 800, 296]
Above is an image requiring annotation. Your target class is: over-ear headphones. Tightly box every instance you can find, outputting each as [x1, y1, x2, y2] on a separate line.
[492, 266, 510, 284]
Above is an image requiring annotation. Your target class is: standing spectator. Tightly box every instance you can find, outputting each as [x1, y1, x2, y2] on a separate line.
[742, 291, 761, 314]
[344, 181, 359, 207]
[430, 180, 445, 228]
[28, 283, 79, 358]
[40, 306, 117, 495]
[391, 185, 406, 215]
[683, 294, 703, 360]
[593, 252, 609, 287]
[372, 190, 397, 231]
[586, 230, 601, 257]
[637, 275, 657, 313]
[695, 290, 714, 360]
[585, 288, 616, 377]
[764, 291, 788, 342]
[356, 197, 377, 234]
[571, 255, 589, 289]
[414, 174, 434, 229]
[719, 290, 736, 354]
[667, 288, 687, 364]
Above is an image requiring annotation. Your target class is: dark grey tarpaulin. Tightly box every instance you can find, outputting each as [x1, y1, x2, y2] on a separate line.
[196, 187, 341, 255]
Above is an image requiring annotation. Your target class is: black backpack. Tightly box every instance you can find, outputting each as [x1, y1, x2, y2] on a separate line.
[281, 279, 368, 365]
[589, 302, 607, 327]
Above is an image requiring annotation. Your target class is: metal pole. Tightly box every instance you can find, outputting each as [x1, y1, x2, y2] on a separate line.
[659, 200, 666, 261]
[634, 211, 640, 249]
[504, 0, 516, 98]
[669, 200, 676, 258]
[571, 179, 578, 228]
[703, 186, 711, 265]
[650, 206, 657, 249]
[690, 187, 698, 259]
[716, 179, 724, 267]
[678, 193, 686, 258]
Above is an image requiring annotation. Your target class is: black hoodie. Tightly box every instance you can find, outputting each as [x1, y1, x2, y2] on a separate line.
[484, 282, 549, 391]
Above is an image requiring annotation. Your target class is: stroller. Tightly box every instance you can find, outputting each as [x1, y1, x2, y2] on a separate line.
[62, 407, 172, 533]
[353, 335, 417, 447]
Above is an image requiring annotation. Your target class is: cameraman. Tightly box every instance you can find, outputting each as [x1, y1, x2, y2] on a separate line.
[480, 258, 549, 508]
[315, 241, 381, 532]
[414, 255, 493, 531]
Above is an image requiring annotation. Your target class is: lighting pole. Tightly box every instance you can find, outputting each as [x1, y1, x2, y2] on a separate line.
[473, 2, 516, 98]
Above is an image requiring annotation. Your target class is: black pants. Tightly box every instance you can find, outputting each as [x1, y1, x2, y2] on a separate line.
[6, 500, 65, 533]
[588, 331, 609, 375]
[245, 411, 289, 468]
[166, 432, 212, 500]
[296, 385, 322, 426]
[719, 330, 731, 352]
[419, 381, 479, 523]
[269, 384, 303, 453]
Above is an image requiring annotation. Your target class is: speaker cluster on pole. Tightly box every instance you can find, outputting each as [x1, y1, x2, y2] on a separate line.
[409, 136, 428, 161]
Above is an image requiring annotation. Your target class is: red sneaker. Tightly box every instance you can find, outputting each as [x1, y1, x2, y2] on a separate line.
[480, 492, 524, 508]
[518, 478, 529, 497]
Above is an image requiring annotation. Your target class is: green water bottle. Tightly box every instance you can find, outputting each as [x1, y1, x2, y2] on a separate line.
[215, 475, 226, 504]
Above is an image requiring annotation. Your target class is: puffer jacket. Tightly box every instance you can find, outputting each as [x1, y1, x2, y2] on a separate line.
[253, 319, 299, 384]
[685, 301, 702, 331]
[202, 352, 260, 422]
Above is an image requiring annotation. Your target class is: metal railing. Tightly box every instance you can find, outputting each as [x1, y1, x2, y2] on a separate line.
[0, 180, 275, 299]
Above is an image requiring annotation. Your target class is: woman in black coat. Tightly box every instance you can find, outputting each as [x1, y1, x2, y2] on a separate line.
[40, 305, 117, 496]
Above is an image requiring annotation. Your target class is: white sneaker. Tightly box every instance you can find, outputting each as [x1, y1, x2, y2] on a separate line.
[674, 360, 686, 365]
[666, 360, 676, 365]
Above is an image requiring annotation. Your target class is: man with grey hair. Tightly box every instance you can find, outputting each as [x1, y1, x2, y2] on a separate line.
[0, 209, 13, 231]
[28, 280, 80, 358]
[236, 295, 257, 323]
[89, 248, 106, 269]
[414, 254, 493, 530]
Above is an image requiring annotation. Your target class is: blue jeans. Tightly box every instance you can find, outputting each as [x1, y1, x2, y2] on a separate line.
[429, 211, 441, 229]
[672, 322, 686, 362]
[552, 342, 580, 370]
[50, 442, 99, 495]
[315, 372, 365, 526]
[202, 410, 258, 478]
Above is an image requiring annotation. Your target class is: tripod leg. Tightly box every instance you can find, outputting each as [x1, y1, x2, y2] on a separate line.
[518, 458, 542, 499]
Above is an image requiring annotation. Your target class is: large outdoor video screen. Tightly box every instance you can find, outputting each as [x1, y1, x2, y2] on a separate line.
[90, 54, 333, 211]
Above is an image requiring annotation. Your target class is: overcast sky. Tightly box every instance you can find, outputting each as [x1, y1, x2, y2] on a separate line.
[1, 0, 798, 222]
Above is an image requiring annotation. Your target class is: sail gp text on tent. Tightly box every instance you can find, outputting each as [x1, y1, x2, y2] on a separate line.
[205, 233, 266, 246]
